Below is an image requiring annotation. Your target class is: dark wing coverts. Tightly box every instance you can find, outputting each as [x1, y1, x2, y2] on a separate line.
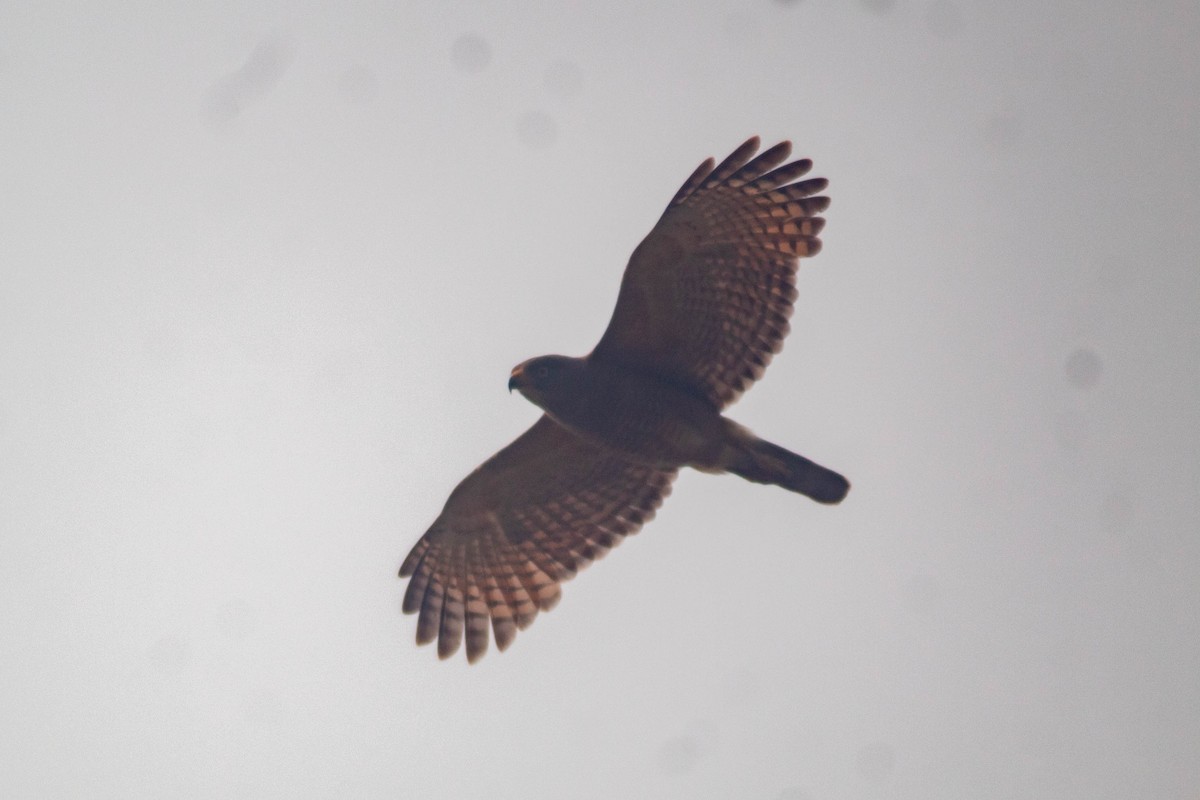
[593, 137, 829, 410]
[400, 416, 675, 662]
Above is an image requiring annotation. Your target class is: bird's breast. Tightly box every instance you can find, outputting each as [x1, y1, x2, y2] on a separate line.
[544, 363, 723, 468]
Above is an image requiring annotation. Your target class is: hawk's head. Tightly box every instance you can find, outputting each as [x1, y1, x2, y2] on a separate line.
[508, 355, 583, 410]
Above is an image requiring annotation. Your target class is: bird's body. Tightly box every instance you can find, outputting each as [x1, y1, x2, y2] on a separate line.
[400, 137, 850, 662]
[510, 353, 848, 503]
[510, 355, 726, 470]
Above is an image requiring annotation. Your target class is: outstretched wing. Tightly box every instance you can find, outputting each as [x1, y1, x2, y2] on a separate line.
[399, 415, 676, 663]
[591, 137, 829, 410]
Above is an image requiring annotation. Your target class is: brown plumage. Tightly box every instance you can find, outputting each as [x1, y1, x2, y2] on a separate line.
[400, 137, 848, 663]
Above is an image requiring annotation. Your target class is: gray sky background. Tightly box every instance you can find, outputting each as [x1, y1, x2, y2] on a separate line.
[2, 2, 1198, 798]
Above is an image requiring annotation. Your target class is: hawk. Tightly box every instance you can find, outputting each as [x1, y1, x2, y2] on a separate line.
[400, 137, 849, 662]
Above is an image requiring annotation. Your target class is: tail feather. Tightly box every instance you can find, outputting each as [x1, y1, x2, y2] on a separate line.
[727, 437, 850, 504]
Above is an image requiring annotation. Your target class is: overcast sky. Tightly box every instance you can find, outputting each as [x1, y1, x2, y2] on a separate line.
[2, 2, 1198, 798]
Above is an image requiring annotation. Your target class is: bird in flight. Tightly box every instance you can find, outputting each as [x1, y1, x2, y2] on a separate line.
[400, 137, 849, 663]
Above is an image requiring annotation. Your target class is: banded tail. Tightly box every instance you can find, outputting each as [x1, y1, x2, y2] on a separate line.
[725, 431, 849, 505]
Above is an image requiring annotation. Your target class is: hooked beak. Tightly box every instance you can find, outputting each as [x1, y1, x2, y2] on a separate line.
[508, 365, 526, 393]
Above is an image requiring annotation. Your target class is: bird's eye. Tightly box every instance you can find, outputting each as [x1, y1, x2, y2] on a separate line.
[535, 364, 551, 379]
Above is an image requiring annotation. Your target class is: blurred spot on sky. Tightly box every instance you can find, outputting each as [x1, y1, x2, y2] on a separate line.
[1100, 487, 1135, 535]
[723, 11, 761, 46]
[983, 109, 1023, 151]
[147, 635, 191, 676]
[337, 65, 379, 106]
[855, 741, 897, 782]
[516, 110, 558, 149]
[859, 0, 895, 15]
[312, 346, 367, 400]
[902, 573, 943, 617]
[925, 1, 965, 39]
[544, 59, 584, 99]
[450, 34, 492, 74]
[244, 690, 286, 726]
[657, 734, 702, 774]
[776, 788, 812, 800]
[1064, 347, 1103, 389]
[203, 37, 291, 125]
[142, 321, 180, 363]
[216, 597, 258, 642]
[773, 0, 805, 7]
[721, 667, 761, 705]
